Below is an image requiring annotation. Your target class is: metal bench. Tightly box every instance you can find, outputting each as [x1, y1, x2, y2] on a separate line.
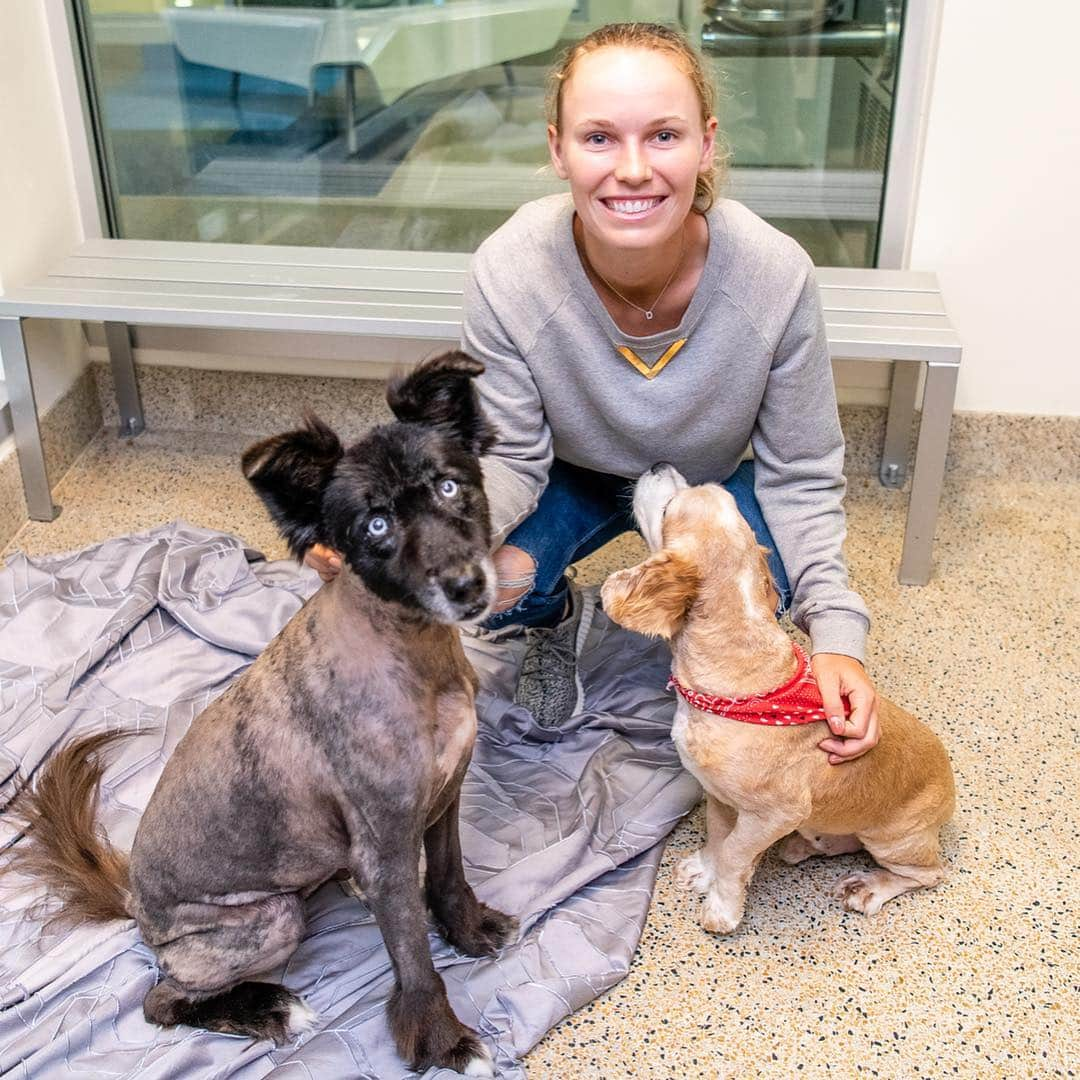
[0, 239, 960, 585]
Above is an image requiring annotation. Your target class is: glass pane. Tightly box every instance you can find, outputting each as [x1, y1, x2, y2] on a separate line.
[78, 0, 903, 264]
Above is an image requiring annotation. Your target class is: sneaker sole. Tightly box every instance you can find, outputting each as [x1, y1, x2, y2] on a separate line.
[570, 586, 598, 715]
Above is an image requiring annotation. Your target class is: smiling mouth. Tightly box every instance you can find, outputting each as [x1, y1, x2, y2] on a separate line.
[601, 196, 666, 216]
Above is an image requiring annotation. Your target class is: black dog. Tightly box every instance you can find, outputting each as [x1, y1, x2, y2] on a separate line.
[3, 351, 516, 1075]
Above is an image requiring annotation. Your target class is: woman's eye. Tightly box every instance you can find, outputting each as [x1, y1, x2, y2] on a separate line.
[367, 516, 389, 538]
[655, 130, 677, 143]
[586, 132, 609, 146]
[438, 478, 459, 498]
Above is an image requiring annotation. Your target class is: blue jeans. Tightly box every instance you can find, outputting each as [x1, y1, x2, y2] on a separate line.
[484, 459, 792, 630]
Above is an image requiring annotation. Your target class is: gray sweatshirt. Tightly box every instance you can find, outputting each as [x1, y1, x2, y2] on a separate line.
[461, 193, 870, 661]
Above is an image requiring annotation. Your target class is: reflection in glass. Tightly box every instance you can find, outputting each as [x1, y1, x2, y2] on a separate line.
[79, 0, 903, 264]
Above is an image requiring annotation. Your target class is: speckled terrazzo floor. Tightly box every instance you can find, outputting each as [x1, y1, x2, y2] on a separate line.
[3, 425, 1077, 1079]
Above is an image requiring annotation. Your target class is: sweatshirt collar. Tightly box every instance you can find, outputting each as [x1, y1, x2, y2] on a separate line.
[552, 194, 727, 348]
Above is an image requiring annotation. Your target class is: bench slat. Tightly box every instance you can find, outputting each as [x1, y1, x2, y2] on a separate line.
[36, 275, 465, 310]
[44, 262, 948, 320]
[1, 287, 960, 361]
[51, 257, 467, 295]
[67, 241, 941, 296]
[72, 237, 472, 272]
[2, 284, 953, 337]
[816, 267, 941, 291]
[827, 323, 961, 363]
[819, 286, 947, 317]
[0, 287, 462, 337]
[33, 270, 952, 323]
[821, 309, 951, 330]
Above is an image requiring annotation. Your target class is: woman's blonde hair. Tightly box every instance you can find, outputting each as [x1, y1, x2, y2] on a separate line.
[545, 22, 728, 213]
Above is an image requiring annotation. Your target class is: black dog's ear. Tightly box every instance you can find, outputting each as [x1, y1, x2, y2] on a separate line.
[386, 350, 496, 455]
[241, 414, 343, 559]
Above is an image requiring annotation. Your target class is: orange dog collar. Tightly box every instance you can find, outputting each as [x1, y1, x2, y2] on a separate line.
[668, 643, 852, 726]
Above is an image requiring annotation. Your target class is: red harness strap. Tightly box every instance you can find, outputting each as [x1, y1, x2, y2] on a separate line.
[668, 642, 852, 726]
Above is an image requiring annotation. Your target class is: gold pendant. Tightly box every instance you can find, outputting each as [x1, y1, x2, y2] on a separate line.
[616, 338, 687, 380]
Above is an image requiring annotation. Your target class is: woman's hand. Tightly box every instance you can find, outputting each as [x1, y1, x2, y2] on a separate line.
[305, 543, 342, 583]
[811, 653, 880, 765]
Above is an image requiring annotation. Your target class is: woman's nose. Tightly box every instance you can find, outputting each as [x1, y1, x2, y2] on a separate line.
[614, 142, 652, 184]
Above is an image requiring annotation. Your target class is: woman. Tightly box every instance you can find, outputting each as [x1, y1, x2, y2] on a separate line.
[311, 22, 878, 763]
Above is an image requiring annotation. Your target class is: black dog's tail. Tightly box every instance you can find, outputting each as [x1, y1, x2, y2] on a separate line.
[2, 732, 132, 925]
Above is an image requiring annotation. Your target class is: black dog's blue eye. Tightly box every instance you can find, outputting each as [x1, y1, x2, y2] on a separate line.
[438, 479, 459, 498]
[367, 516, 389, 538]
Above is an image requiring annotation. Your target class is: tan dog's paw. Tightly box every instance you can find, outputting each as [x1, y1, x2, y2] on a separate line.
[832, 871, 890, 915]
[700, 887, 741, 934]
[674, 850, 714, 894]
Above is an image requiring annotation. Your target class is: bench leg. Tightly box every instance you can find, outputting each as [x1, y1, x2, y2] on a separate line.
[0, 317, 61, 522]
[880, 360, 920, 488]
[898, 361, 958, 586]
[104, 321, 145, 437]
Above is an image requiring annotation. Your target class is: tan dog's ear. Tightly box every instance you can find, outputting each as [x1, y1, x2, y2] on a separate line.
[601, 550, 701, 639]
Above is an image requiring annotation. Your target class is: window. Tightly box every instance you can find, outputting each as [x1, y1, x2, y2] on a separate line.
[75, 0, 905, 265]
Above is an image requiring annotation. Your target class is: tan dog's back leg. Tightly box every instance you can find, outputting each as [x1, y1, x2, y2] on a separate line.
[777, 831, 863, 865]
[832, 826, 947, 916]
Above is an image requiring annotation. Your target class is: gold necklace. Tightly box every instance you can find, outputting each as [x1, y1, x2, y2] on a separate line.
[584, 228, 686, 322]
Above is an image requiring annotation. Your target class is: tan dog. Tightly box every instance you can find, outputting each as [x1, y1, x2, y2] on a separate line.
[600, 465, 955, 934]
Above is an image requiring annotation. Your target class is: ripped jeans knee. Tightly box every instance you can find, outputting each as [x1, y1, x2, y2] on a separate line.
[491, 546, 538, 614]
[493, 569, 536, 614]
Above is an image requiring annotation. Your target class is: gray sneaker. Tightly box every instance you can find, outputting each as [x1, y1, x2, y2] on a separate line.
[513, 586, 592, 727]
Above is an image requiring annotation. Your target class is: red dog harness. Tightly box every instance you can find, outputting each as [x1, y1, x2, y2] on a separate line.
[668, 643, 852, 726]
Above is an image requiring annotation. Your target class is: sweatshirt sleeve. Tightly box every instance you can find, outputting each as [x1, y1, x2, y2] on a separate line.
[460, 264, 554, 547]
[749, 265, 871, 662]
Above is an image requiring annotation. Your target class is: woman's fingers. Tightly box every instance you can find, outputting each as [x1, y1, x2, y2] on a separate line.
[811, 654, 880, 765]
[818, 706, 879, 763]
[305, 543, 343, 582]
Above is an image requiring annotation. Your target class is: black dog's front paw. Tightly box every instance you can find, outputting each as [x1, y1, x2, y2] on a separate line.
[442, 901, 518, 957]
[388, 986, 493, 1075]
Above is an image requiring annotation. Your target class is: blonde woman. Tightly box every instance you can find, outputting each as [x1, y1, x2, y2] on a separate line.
[310, 23, 879, 762]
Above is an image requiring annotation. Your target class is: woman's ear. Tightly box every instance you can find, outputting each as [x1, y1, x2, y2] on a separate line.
[601, 550, 700, 640]
[699, 115, 719, 175]
[547, 123, 569, 180]
[241, 414, 343, 559]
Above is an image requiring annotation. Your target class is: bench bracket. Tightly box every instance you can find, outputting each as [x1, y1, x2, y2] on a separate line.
[104, 321, 145, 438]
[880, 360, 920, 488]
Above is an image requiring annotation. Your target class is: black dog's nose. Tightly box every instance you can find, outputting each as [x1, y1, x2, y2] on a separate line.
[441, 565, 486, 605]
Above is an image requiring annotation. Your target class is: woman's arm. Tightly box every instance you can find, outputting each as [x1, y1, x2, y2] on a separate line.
[461, 266, 554, 548]
[750, 266, 877, 761]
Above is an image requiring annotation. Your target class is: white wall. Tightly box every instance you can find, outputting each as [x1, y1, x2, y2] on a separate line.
[0, 1, 88, 424]
[908, 0, 1080, 415]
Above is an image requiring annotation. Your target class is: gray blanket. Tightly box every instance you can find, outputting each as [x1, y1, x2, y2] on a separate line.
[0, 523, 699, 1079]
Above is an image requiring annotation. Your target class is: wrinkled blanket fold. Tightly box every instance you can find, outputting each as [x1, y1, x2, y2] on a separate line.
[0, 522, 698, 1078]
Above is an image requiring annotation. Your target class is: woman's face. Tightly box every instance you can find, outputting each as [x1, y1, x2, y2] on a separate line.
[548, 46, 717, 255]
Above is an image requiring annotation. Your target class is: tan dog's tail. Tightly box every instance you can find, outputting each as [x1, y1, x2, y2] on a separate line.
[2, 732, 132, 925]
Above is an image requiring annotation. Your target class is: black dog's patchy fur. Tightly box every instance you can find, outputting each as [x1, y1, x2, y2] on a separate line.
[1, 351, 515, 1076]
